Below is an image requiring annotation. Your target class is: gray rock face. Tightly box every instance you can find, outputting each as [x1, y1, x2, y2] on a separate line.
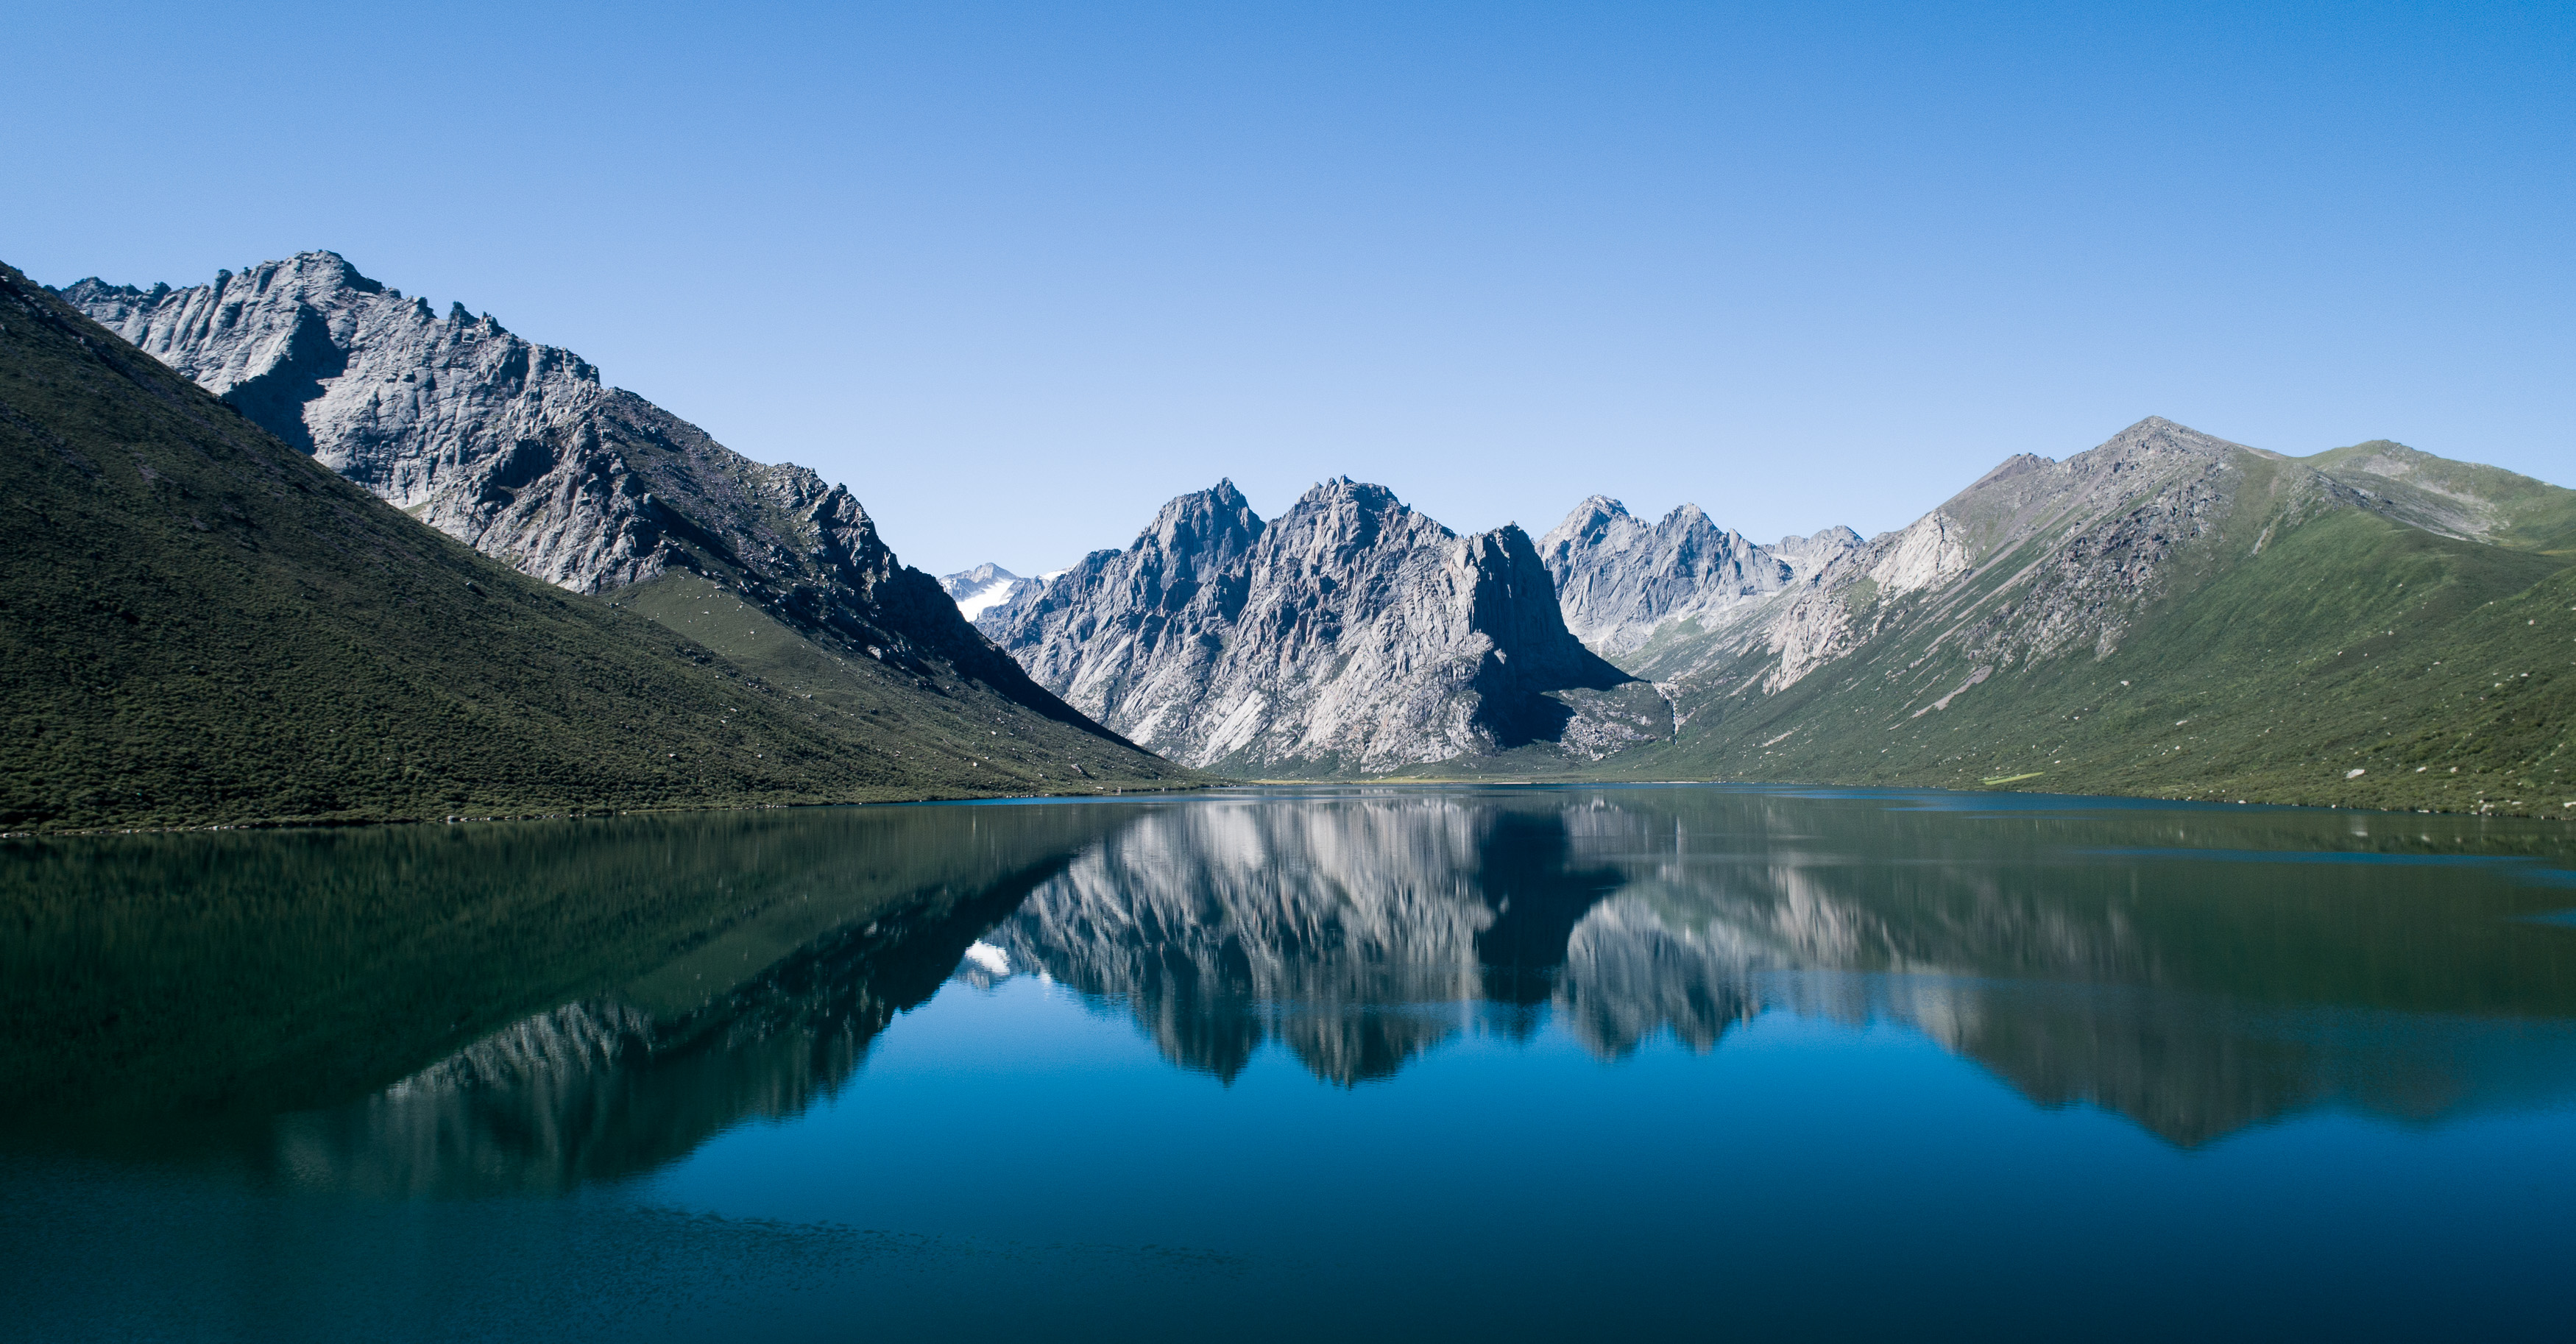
[1769, 525, 1866, 577]
[980, 478, 1664, 771]
[58, 252, 1069, 712]
[1537, 498, 1859, 654]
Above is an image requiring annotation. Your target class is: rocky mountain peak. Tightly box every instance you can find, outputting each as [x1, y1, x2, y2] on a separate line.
[1548, 495, 1630, 548]
[945, 562, 1018, 588]
[1771, 526, 1864, 576]
[1144, 478, 1266, 559]
[1269, 475, 1448, 562]
[58, 252, 1100, 729]
[2093, 415, 2254, 469]
[982, 480, 1660, 771]
[1928, 417, 2261, 570]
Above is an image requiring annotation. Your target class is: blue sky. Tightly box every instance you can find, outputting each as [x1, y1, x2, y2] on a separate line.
[9, 1, 2569, 576]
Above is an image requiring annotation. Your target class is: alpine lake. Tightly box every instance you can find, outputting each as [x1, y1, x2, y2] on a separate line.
[6, 784, 2575, 1343]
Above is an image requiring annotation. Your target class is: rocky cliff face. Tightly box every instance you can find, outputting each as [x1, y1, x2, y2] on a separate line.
[57, 252, 1078, 718]
[978, 478, 1665, 771]
[1537, 497, 1859, 654]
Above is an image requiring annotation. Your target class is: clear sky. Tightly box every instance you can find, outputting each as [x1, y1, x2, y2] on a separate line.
[9, 1, 2569, 576]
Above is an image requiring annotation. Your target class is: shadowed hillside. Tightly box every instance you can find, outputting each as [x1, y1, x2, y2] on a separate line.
[0, 262, 1190, 831]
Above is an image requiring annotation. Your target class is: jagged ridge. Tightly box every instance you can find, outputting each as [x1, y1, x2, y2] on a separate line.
[1538, 495, 1859, 654]
[57, 252, 1094, 729]
[980, 478, 1663, 771]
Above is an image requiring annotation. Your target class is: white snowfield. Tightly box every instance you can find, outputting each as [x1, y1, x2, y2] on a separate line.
[940, 563, 1038, 620]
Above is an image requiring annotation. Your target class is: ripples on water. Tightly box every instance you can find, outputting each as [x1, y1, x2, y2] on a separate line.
[4, 786, 2574, 1341]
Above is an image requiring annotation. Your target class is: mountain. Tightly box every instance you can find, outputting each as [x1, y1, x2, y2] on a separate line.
[2306, 439, 2576, 556]
[978, 478, 1666, 773]
[54, 252, 1095, 731]
[940, 563, 1038, 621]
[1574, 417, 2575, 816]
[0, 261, 1186, 831]
[1537, 495, 1860, 654]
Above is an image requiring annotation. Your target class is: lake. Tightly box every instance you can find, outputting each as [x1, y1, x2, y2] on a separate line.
[5, 785, 2575, 1342]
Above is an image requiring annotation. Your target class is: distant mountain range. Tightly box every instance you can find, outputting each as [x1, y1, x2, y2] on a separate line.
[1539, 500, 1859, 654]
[957, 422, 2572, 814]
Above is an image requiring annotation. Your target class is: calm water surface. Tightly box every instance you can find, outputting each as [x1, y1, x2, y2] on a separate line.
[5, 785, 2575, 1342]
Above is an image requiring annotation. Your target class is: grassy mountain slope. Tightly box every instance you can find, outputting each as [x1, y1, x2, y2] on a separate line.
[1597, 425, 2576, 816]
[1596, 507, 2571, 814]
[0, 262, 1189, 831]
[2304, 439, 2576, 556]
[619, 571, 1157, 792]
[1389, 421, 2572, 817]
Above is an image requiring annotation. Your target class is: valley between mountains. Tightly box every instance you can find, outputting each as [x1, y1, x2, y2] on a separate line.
[12, 250, 2571, 828]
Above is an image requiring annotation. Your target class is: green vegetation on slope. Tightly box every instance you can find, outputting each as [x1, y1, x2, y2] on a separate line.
[0, 262, 1189, 831]
[2307, 439, 2576, 555]
[618, 572, 1144, 794]
[1596, 508, 2574, 815]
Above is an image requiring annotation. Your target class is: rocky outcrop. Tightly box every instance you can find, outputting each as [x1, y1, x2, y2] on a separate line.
[978, 478, 1665, 771]
[57, 252, 1087, 722]
[1769, 526, 1867, 577]
[1537, 497, 1858, 654]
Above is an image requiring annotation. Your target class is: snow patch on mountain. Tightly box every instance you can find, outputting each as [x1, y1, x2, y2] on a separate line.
[941, 563, 1036, 621]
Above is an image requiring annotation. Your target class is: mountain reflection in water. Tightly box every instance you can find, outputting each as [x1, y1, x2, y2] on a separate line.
[979, 791, 2576, 1145]
[10, 786, 2575, 1198]
[269, 863, 1055, 1198]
